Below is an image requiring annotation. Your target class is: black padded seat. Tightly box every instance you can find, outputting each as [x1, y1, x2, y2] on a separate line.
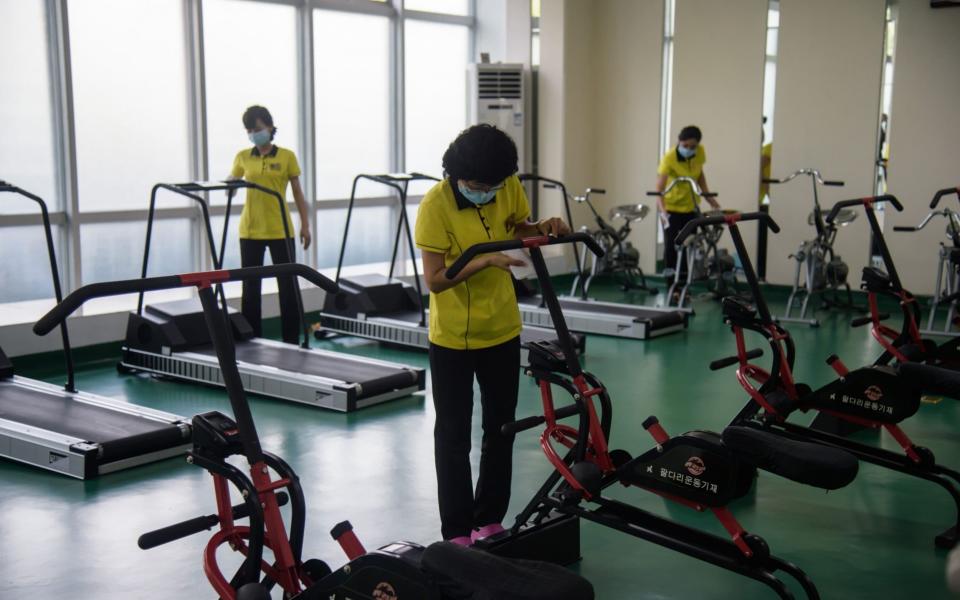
[861, 266, 893, 292]
[421, 542, 594, 600]
[900, 362, 960, 399]
[722, 426, 859, 490]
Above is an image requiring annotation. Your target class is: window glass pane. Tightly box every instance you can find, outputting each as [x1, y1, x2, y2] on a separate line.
[314, 10, 391, 200]
[404, 21, 469, 194]
[69, 0, 191, 211]
[204, 0, 300, 201]
[0, 0, 59, 211]
[0, 225, 62, 303]
[404, 0, 469, 15]
[80, 219, 195, 312]
[317, 206, 393, 269]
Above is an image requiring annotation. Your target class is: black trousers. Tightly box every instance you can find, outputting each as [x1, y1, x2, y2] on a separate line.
[429, 337, 521, 540]
[239, 238, 300, 344]
[664, 211, 698, 285]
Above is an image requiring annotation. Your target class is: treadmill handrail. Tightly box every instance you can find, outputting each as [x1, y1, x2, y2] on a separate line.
[138, 183, 222, 316]
[35, 264, 338, 335]
[335, 172, 440, 328]
[0, 180, 76, 392]
[518, 174, 584, 286]
[444, 232, 603, 280]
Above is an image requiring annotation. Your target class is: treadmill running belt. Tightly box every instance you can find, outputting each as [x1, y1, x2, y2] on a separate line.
[198, 342, 419, 399]
[0, 383, 185, 462]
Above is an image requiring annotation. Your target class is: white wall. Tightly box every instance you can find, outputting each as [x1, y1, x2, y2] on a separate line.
[592, 0, 664, 274]
[884, 2, 960, 295]
[671, 0, 768, 259]
[766, 0, 886, 286]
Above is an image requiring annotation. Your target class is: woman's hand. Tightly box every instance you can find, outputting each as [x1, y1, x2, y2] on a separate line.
[300, 224, 312, 250]
[536, 217, 572, 236]
[487, 252, 528, 273]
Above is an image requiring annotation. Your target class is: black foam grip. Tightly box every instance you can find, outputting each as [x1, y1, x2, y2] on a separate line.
[675, 211, 780, 244]
[900, 362, 960, 399]
[930, 187, 960, 209]
[851, 314, 888, 328]
[710, 348, 763, 371]
[893, 226, 916, 232]
[500, 404, 580, 436]
[138, 492, 288, 549]
[823, 180, 845, 186]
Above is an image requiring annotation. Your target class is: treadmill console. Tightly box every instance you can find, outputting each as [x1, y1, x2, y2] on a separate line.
[191, 411, 243, 460]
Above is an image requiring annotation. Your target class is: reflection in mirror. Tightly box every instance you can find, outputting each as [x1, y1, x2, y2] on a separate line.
[756, 0, 779, 281]
[870, 2, 897, 266]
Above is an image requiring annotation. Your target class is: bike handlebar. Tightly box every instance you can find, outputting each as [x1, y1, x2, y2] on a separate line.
[444, 233, 604, 280]
[675, 212, 779, 245]
[825, 195, 903, 224]
[763, 169, 844, 187]
[648, 176, 717, 199]
[34, 264, 338, 336]
[929, 186, 960, 209]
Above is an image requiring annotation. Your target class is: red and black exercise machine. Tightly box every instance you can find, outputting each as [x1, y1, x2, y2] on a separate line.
[33, 263, 595, 600]
[694, 205, 960, 550]
[452, 230, 860, 600]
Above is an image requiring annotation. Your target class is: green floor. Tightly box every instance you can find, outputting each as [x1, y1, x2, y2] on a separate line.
[2, 283, 959, 599]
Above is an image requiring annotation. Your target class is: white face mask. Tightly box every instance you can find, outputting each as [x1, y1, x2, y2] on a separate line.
[678, 144, 697, 158]
[248, 129, 271, 147]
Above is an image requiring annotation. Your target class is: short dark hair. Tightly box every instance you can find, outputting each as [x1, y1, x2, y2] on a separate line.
[242, 105, 276, 140]
[678, 125, 702, 142]
[442, 124, 518, 185]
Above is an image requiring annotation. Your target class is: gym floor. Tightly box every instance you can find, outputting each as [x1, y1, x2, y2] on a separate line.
[2, 283, 957, 599]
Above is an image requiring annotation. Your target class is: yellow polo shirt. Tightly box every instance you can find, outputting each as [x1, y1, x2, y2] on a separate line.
[230, 145, 300, 239]
[415, 176, 530, 350]
[657, 144, 707, 213]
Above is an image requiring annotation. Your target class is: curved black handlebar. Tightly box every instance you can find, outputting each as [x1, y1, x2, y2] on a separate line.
[675, 212, 780, 245]
[825, 195, 903, 224]
[929, 186, 960, 209]
[34, 264, 338, 336]
[444, 233, 604, 280]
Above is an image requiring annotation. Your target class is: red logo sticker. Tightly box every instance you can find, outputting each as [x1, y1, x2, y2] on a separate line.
[373, 582, 398, 600]
[685, 456, 706, 476]
[864, 385, 883, 402]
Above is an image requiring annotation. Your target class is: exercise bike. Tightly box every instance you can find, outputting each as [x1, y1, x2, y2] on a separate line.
[764, 169, 859, 327]
[892, 186, 960, 338]
[833, 194, 960, 371]
[568, 187, 657, 297]
[685, 206, 960, 550]
[33, 263, 595, 600]
[458, 230, 861, 599]
[649, 177, 738, 311]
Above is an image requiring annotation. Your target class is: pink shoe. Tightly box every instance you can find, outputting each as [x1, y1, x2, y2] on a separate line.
[446, 536, 472, 547]
[470, 523, 506, 543]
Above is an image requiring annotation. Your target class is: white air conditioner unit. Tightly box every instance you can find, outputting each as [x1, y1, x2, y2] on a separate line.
[467, 63, 527, 171]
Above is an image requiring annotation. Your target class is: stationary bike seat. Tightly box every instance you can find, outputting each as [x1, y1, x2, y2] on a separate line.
[861, 266, 892, 292]
[722, 426, 858, 490]
[421, 542, 594, 600]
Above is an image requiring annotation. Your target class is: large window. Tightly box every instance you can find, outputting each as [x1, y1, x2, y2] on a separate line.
[204, 0, 300, 189]
[404, 20, 470, 193]
[0, 0, 475, 322]
[0, 0, 58, 212]
[69, 0, 191, 212]
[314, 9, 391, 200]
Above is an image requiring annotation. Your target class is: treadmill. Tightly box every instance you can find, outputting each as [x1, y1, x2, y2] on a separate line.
[0, 181, 190, 479]
[119, 181, 424, 412]
[316, 173, 586, 359]
[514, 174, 688, 339]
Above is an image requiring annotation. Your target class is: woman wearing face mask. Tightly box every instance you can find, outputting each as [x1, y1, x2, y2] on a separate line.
[654, 125, 720, 293]
[414, 124, 570, 546]
[229, 105, 312, 345]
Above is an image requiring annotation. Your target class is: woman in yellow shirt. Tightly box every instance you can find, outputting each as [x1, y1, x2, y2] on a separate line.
[654, 125, 720, 291]
[415, 124, 569, 546]
[230, 105, 311, 344]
